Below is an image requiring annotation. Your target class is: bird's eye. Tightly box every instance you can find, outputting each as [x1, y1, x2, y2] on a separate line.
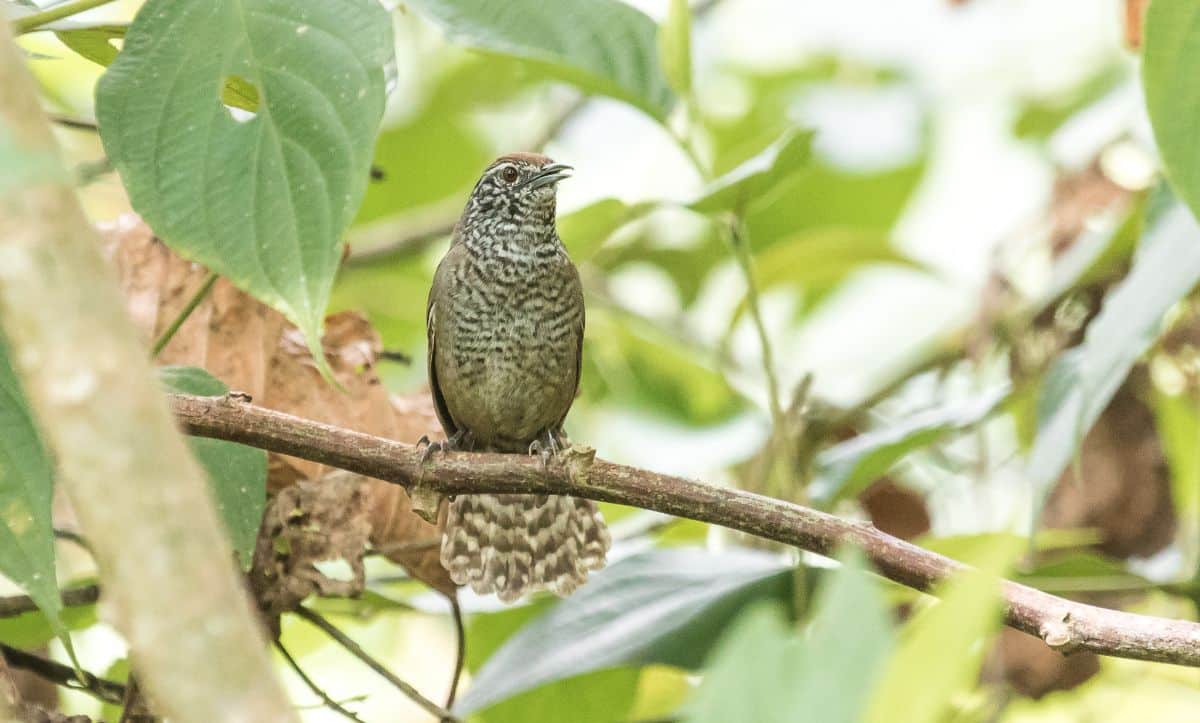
[500, 166, 519, 184]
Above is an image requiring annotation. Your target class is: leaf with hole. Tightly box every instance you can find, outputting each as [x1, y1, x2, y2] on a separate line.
[0, 331, 65, 650]
[158, 366, 266, 566]
[407, 0, 674, 119]
[456, 548, 792, 715]
[96, 0, 394, 378]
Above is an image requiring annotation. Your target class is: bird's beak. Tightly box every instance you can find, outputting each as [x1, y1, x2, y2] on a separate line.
[525, 163, 573, 191]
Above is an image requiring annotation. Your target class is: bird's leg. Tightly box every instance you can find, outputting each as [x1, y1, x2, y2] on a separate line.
[419, 429, 471, 466]
[528, 427, 566, 469]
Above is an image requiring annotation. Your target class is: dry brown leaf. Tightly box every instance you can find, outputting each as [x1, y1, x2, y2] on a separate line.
[1043, 381, 1175, 558]
[367, 389, 455, 596]
[859, 479, 931, 541]
[97, 213, 456, 595]
[249, 472, 372, 632]
[985, 628, 1099, 699]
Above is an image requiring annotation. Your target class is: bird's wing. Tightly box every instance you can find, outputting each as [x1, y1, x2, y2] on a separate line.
[427, 245, 463, 439]
[558, 254, 586, 429]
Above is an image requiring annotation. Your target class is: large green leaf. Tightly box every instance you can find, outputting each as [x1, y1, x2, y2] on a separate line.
[1143, 0, 1200, 223]
[456, 548, 793, 715]
[865, 535, 1022, 723]
[690, 129, 814, 214]
[407, 0, 674, 119]
[158, 366, 266, 566]
[96, 0, 393, 373]
[685, 549, 892, 723]
[0, 331, 64, 646]
[1153, 388, 1200, 558]
[810, 386, 1009, 505]
[1026, 202, 1200, 506]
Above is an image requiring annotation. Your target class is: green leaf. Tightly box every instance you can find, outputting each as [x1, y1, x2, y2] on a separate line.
[690, 129, 814, 214]
[0, 599, 97, 649]
[865, 535, 1022, 723]
[1026, 202, 1200, 508]
[753, 228, 922, 292]
[684, 549, 893, 723]
[456, 548, 793, 715]
[55, 25, 125, 67]
[743, 158, 927, 251]
[559, 199, 647, 261]
[1153, 389, 1200, 538]
[1143, 0, 1200, 223]
[582, 309, 744, 426]
[1013, 64, 1127, 141]
[1017, 551, 1152, 594]
[96, 0, 394, 378]
[407, 0, 674, 119]
[0, 330, 65, 647]
[810, 386, 1009, 505]
[658, 0, 691, 97]
[478, 668, 640, 723]
[158, 366, 266, 566]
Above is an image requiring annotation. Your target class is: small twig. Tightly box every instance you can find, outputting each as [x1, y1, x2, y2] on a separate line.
[275, 640, 366, 723]
[54, 527, 94, 556]
[12, 0, 121, 34]
[446, 595, 465, 710]
[293, 606, 459, 722]
[0, 644, 125, 705]
[49, 114, 99, 132]
[0, 584, 100, 618]
[378, 349, 413, 366]
[150, 270, 218, 357]
[369, 538, 439, 557]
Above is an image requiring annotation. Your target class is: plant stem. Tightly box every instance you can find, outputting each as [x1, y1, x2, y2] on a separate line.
[151, 271, 218, 357]
[12, 0, 120, 34]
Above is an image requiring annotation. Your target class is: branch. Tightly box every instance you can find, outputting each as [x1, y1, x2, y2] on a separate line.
[274, 641, 366, 723]
[0, 585, 100, 618]
[172, 392, 1200, 668]
[293, 607, 458, 722]
[0, 645, 125, 706]
[0, 22, 296, 723]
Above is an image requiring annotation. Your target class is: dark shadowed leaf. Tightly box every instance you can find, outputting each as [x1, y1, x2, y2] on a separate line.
[1027, 202, 1200, 508]
[407, 0, 674, 119]
[456, 548, 792, 715]
[0, 332, 65, 647]
[684, 549, 892, 723]
[96, 0, 393, 376]
[159, 366, 266, 566]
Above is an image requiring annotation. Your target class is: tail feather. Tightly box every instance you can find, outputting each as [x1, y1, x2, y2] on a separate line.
[441, 493, 610, 602]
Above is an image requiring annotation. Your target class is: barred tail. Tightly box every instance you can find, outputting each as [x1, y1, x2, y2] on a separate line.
[440, 493, 610, 603]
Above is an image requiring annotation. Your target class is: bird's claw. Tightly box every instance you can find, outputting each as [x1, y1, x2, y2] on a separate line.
[419, 430, 469, 466]
[529, 429, 567, 470]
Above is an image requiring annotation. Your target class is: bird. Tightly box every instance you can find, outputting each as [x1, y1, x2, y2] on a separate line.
[426, 152, 610, 603]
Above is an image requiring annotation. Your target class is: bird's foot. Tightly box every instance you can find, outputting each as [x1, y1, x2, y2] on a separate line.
[418, 429, 472, 466]
[528, 428, 568, 470]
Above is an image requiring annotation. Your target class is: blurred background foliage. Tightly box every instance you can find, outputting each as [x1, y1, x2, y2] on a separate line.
[7, 0, 1200, 721]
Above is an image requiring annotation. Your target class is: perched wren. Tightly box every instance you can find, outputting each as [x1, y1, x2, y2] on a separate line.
[427, 153, 610, 602]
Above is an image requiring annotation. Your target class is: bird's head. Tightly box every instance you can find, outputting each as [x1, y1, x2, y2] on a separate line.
[462, 152, 572, 233]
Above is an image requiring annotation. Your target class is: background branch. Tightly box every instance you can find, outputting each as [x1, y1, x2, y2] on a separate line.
[0, 22, 297, 723]
[173, 392, 1200, 668]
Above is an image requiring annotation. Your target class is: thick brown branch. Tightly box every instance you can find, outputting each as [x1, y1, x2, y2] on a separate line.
[172, 392, 1200, 668]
